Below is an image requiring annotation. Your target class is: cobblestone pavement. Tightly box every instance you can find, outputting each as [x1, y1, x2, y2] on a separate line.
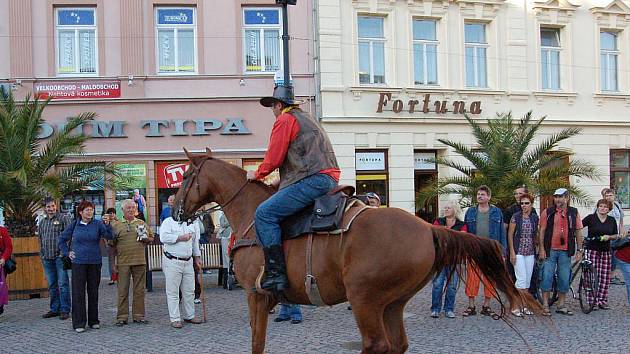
[2, 271, 630, 353]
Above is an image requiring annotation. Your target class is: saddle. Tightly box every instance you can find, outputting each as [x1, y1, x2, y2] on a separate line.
[280, 185, 369, 239]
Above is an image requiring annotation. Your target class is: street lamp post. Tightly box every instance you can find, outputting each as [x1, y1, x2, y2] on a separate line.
[276, 0, 297, 89]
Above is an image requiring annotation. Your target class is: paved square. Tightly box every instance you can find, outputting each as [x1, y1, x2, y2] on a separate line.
[1, 272, 629, 353]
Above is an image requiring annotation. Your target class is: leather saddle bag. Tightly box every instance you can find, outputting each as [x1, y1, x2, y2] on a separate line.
[311, 193, 347, 232]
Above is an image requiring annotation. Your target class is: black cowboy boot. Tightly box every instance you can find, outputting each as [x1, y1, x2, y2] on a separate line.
[262, 245, 288, 292]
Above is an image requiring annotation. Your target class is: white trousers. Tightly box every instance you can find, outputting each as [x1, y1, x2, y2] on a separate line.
[514, 254, 536, 289]
[163, 255, 195, 322]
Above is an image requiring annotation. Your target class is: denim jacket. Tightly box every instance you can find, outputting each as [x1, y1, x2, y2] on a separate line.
[464, 205, 506, 252]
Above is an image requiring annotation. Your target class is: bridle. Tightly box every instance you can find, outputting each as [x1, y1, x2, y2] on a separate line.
[176, 157, 249, 223]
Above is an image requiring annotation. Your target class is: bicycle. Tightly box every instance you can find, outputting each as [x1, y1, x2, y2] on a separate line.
[574, 251, 598, 314]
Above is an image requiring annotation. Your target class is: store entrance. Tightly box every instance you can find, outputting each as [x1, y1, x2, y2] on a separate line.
[414, 172, 438, 224]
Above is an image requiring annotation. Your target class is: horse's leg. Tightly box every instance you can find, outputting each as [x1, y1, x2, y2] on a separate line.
[382, 298, 412, 354]
[247, 292, 275, 354]
[352, 303, 390, 354]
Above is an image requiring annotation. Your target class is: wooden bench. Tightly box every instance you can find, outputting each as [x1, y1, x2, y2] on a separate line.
[146, 240, 227, 287]
[146, 242, 223, 271]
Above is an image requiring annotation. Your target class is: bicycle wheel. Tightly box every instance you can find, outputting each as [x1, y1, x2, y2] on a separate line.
[578, 267, 598, 314]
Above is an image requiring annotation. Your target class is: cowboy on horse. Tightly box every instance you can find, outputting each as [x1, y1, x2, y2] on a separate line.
[245, 85, 341, 293]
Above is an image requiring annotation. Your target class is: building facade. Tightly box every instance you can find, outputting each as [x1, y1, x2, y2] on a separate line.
[317, 0, 630, 222]
[1, 0, 316, 229]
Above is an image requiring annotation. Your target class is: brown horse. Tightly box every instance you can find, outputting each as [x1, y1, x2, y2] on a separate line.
[173, 150, 540, 354]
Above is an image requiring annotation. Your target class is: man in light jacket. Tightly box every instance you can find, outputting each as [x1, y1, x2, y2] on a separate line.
[160, 216, 203, 328]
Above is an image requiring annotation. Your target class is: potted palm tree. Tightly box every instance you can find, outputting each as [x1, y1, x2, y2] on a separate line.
[0, 91, 119, 299]
[416, 111, 599, 210]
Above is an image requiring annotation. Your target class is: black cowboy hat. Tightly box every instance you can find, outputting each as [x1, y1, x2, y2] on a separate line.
[260, 85, 301, 107]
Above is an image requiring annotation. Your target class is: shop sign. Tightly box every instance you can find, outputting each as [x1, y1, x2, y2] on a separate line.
[414, 152, 436, 170]
[35, 81, 121, 100]
[39, 118, 251, 139]
[356, 152, 386, 171]
[157, 162, 190, 188]
[157, 8, 194, 25]
[376, 93, 482, 115]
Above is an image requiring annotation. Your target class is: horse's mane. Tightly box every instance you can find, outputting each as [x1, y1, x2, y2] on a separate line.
[206, 157, 276, 196]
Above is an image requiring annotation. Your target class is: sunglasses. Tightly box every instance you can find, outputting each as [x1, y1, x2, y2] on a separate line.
[520, 202, 531, 205]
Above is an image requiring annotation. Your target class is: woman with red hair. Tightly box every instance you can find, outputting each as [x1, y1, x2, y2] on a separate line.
[59, 200, 113, 332]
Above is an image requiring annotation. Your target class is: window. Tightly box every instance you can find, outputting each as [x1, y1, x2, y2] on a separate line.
[358, 16, 385, 84]
[540, 28, 561, 90]
[413, 20, 438, 85]
[156, 8, 196, 74]
[55, 8, 97, 75]
[611, 150, 630, 208]
[464, 23, 487, 88]
[243, 9, 281, 73]
[355, 150, 388, 206]
[600, 31, 619, 92]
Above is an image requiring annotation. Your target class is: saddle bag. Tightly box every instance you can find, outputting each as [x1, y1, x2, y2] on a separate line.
[311, 193, 347, 232]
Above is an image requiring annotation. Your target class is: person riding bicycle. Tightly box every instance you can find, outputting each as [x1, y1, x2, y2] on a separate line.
[246, 85, 340, 293]
[538, 188, 584, 316]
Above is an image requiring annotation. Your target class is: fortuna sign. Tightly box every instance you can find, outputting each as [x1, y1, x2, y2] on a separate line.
[376, 93, 482, 115]
[38, 118, 251, 139]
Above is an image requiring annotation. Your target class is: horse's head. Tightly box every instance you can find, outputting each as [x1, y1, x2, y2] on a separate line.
[172, 148, 220, 222]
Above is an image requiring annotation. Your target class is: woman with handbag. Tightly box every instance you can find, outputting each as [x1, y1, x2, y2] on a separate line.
[0, 225, 14, 315]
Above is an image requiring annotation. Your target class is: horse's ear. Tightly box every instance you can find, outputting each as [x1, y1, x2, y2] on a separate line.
[183, 147, 194, 161]
[205, 147, 212, 157]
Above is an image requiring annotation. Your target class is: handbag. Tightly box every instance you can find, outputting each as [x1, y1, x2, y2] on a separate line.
[3, 255, 16, 274]
[61, 220, 80, 270]
[611, 236, 630, 250]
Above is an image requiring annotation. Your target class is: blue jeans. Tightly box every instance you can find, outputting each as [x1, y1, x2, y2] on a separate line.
[617, 259, 630, 307]
[42, 257, 71, 313]
[431, 268, 458, 312]
[277, 303, 302, 321]
[255, 174, 337, 247]
[541, 250, 571, 294]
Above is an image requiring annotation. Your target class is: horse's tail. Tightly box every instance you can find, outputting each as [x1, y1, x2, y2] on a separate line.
[431, 226, 542, 317]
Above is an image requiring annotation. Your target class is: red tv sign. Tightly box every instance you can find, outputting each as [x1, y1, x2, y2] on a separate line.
[157, 162, 190, 189]
[35, 81, 121, 99]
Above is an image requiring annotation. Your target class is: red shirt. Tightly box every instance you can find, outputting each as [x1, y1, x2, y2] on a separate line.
[255, 112, 340, 182]
[0, 226, 13, 262]
[539, 208, 583, 251]
[616, 245, 630, 263]
[432, 219, 468, 233]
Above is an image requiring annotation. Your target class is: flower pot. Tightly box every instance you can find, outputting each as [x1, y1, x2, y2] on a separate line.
[5, 236, 48, 300]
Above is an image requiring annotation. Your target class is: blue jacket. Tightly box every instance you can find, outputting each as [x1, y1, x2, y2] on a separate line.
[464, 205, 506, 252]
[58, 219, 113, 265]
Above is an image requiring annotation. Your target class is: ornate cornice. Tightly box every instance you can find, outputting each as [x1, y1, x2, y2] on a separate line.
[590, 0, 630, 28]
[453, 0, 506, 20]
[533, 0, 580, 24]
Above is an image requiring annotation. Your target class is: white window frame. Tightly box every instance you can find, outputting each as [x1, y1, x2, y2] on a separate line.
[540, 27, 562, 91]
[464, 23, 488, 88]
[155, 7, 198, 75]
[358, 16, 386, 85]
[242, 8, 283, 75]
[55, 7, 98, 77]
[600, 31, 619, 92]
[412, 19, 438, 86]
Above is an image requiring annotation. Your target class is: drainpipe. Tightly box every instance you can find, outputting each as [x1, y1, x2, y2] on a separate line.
[312, 0, 322, 120]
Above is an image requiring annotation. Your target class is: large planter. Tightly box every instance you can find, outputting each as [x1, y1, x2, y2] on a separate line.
[6, 236, 49, 300]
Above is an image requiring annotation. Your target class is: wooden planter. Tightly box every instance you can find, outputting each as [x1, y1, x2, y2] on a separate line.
[6, 236, 48, 300]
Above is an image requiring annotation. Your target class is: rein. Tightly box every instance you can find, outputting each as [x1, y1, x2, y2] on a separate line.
[178, 157, 250, 223]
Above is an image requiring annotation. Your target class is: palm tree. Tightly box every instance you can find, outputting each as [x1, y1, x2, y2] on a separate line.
[416, 112, 599, 210]
[0, 92, 120, 237]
